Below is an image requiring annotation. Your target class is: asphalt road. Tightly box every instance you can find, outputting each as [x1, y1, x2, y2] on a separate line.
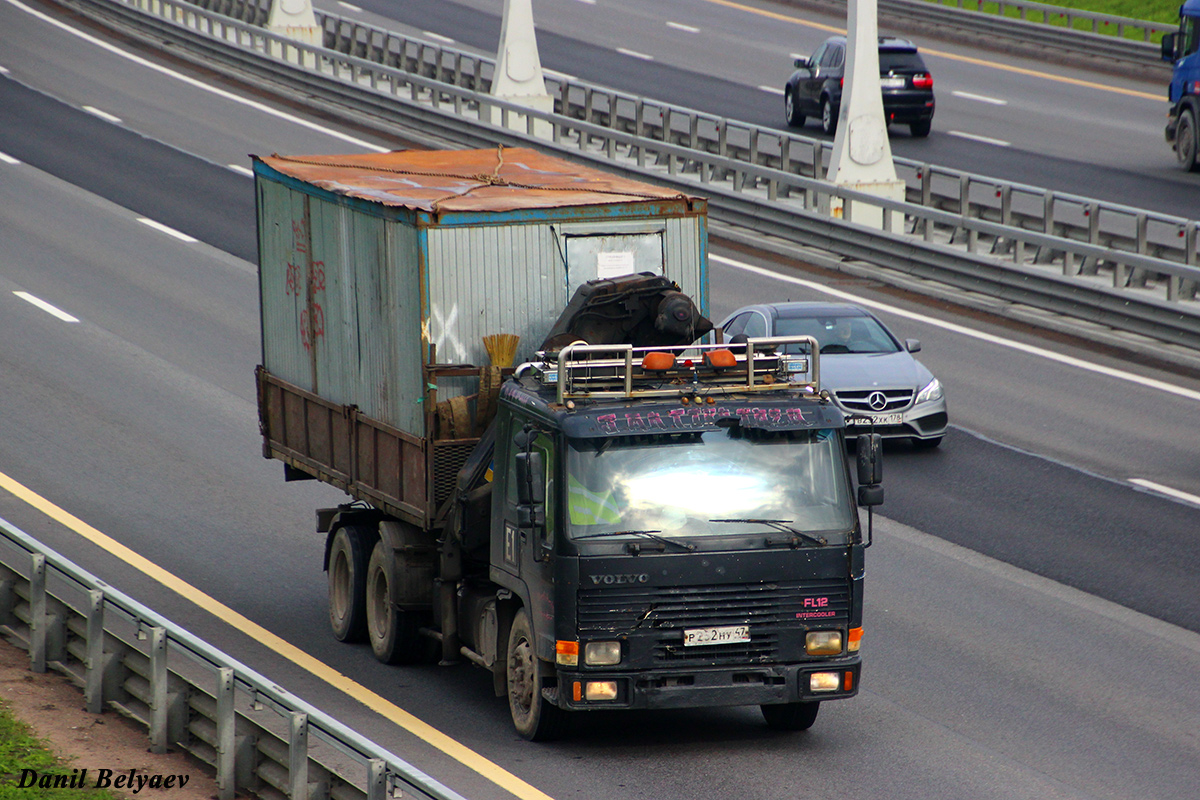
[1, 1, 1199, 798]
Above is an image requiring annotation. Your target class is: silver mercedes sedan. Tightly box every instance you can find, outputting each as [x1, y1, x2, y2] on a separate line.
[718, 301, 948, 448]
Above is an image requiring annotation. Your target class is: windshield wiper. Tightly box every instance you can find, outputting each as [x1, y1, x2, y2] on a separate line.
[573, 530, 695, 553]
[708, 519, 827, 547]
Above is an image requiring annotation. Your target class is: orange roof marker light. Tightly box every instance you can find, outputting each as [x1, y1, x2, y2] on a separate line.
[704, 349, 737, 369]
[641, 352, 676, 372]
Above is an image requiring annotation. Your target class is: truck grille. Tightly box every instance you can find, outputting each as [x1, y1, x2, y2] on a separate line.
[578, 579, 849, 666]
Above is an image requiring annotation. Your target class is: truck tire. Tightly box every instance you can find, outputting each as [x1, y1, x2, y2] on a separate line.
[366, 540, 433, 664]
[1177, 108, 1199, 172]
[328, 526, 370, 642]
[506, 608, 568, 741]
[761, 701, 820, 731]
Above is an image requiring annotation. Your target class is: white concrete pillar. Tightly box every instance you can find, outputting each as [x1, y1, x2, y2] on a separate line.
[491, 0, 553, 138]
[267, 0, 321, 65]
[824, 0, 905, 231]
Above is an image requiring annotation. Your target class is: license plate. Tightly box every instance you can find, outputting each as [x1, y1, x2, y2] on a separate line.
[684, 625, 750, 646]
[880, 77, 906, 89]
[847, 413, 904, 426]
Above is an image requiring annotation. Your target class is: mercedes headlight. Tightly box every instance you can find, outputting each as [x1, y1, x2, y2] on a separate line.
[915, 378, 943, 404]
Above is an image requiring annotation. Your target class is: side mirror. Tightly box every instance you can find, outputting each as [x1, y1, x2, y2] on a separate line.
[905, 338, 921, 353]
[794, 57, 811, 70]
[1162, 31, 1178, 62]
[856, 433, 882, 487]
[514, 451, 545, 507]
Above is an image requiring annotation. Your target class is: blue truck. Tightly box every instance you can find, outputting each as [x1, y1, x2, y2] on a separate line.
[1163, 0, 1200, 170]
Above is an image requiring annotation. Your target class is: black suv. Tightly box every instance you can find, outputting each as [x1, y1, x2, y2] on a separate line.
[785, 36, 935, 138]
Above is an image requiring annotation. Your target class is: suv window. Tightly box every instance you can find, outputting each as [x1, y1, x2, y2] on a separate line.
[879, 52, 926, 72]
[821, 45, 843, 68]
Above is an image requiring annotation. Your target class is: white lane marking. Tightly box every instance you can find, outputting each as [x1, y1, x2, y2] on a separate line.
[618, 47, 654, 61]
[575, 0, 596, 4]
[0, 65, 10, 74]
[422, 31, 455, 44]
[759, 85, 785, 95]
[3, 0, 385, 151]
[0, 151, 19, 164]
[710, 253, 1200, 403]
[1129, 479, 1200, 507]
[947, 130, 1011, 146]
[667, 21, 700, 33]
[952, 90, 1008, 105]
[13, 291, 80, 322]
[138, 217, 198, 243]
[83, 105, 122, 123]
[227, 164, 254, 177]
[789, 52, 808, 61]
[337, 1, 362, 10]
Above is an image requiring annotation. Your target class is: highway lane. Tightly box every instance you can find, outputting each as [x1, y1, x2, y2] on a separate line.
[2, 2, 1200, 798]
[330, 0, 1198, 215]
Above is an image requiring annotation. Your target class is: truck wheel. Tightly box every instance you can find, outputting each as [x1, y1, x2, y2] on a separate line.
[506, 608, 568, 741]
[366, 540, 431, 664]
[328, 526, 369, 642]
[761, 701, 820, 731]
[1177, 108, 1199, 172]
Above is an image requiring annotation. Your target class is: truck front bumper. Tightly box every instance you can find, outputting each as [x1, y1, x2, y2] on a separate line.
[554, 658, 860, 711]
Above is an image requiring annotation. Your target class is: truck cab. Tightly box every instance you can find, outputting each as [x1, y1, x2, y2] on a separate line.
[460, 338, 878, 739]
[1162, 0, 1200, 170]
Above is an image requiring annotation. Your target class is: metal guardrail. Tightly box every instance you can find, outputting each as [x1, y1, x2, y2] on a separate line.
[0, 515, 466, 800]
[51, 0, 1200, 351]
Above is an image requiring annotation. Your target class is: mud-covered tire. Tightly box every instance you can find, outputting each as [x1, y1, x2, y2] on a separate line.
[365, 540, 432, 664]
[328, 526, 369, 643]
[761, 701, 820, 731]
[1177, 108, 1199, 172]
[507, 608, 568, 741]
[785, 89, 805, 128]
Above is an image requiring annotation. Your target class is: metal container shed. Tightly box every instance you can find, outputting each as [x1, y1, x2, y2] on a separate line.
[253, 147, 708, 524]
[254, 146, 708, 437]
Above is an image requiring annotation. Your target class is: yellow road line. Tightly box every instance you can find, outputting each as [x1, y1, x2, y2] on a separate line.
[0, 469, 553, 800]
[701, 0, 1166, 102]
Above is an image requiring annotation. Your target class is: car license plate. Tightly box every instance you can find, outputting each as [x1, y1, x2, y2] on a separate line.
[880, 77, 906, 89]
[683, 625, 750, 646]
[847, 413, 904, 426]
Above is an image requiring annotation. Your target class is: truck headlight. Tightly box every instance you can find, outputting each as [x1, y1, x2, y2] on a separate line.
[585, 680, 619, 700]
[810, 672, 841, 692]
[915, 378, 943, 404]
[805, 631, 843, 655]
[585, 641, 621, 666]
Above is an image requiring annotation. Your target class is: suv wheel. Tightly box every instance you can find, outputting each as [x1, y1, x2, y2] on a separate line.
[910, 119, 932, 138]
[1177, 108, 1199, 172]
[820, 97, 837, 135]
[785, 89, 805, 127]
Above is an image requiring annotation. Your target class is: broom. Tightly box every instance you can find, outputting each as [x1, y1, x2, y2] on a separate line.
[482, 333, 520, 368]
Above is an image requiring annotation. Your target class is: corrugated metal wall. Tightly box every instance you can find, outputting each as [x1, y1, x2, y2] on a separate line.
[259, 180, 425, 437]
[261, 173, 707, 436]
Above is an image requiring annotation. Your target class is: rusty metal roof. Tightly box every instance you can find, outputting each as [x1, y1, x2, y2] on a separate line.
[254, 146, 701, 213]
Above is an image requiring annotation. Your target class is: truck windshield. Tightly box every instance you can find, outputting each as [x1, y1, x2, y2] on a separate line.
[565, 427, 854, 545]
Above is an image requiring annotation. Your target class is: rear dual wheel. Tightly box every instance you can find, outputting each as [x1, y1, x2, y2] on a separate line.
[328, 526, 370, 642]
[365, 540, 436, 664]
